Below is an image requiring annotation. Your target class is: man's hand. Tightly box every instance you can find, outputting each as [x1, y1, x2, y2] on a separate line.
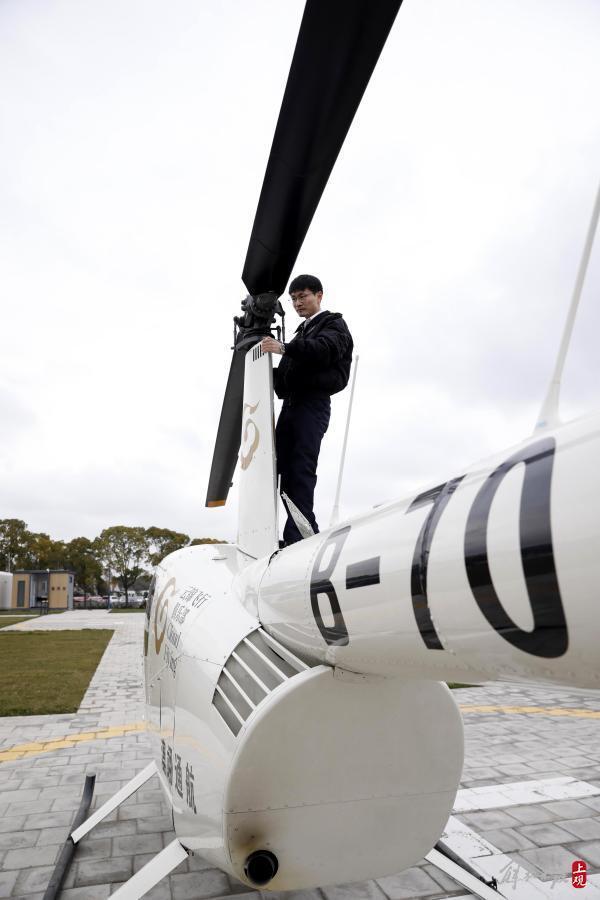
[260, 337, 284, 355]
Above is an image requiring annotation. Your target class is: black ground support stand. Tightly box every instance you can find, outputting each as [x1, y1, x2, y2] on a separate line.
[43, 774, 96, 900]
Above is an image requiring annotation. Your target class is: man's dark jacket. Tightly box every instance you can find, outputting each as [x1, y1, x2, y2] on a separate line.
[274, 310, 353, 400]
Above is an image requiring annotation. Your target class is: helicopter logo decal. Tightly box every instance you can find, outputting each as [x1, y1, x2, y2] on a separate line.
[240, 401, 260, 470]
[154, 577, 176, 654]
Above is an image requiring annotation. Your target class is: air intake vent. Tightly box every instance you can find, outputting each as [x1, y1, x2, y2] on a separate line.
[212, 629, 309, 736]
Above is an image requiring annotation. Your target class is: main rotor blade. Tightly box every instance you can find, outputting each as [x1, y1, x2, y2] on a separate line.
[242, 0, 402, 297]
[205, 349, 246, 507]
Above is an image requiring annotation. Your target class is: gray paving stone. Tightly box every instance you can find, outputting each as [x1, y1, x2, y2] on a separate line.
[24, 811, 74, 829]
[0, 818, 25, 836]
[75, 838, 113, 861]
[62, 886, 111, 900]
[376, 867, 440, 899]
[0, 831, 39, 851]
[36, 826, 70, 846]
[13, 866, 56, 896]
[124, 882, 172, 900]
[10, 893, 45, 900]
[90, 820, 137, 839]
[420, 863, 463, 892]
[38, 785, 81, 801]
[519, 844, 582, 876]
[171, 870, 231, 900]
[571, 841, 600, 867]
[74, 856, 133, 887]
[51, 796, 83, 812]
[135, 788, 165, 804]
[6, 801, 54, 817]
[496, 763, 534, 776]
[112, 834, 163, 856]
[257, 893, 313, 900]
[2, 845, 58, 870]
[19, 777, 60, 790]
[118, 802, 163, 821]
[581, 796, 600, 814]
[543, 799, 593, 819]
[556, 817, 600, 840]
[138, 815, 173, 833]
[0, 870, 18, 899]
[322, 883, 385, 900]
[88, 781, 125, 797]
[229, 878, 255, 894]
[554, 756, 596, 767]
[0, 789, 39, 804]
[504, 804, 554, 825]
[187, 854, 217, 872]
[461, 809, 518, 830]
[221, 894, 260, 900]
[480, 827, 537, 852]
[518, 821, 579, 847]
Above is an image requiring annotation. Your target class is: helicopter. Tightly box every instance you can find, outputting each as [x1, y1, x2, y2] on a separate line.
[66, 1, 600, 898]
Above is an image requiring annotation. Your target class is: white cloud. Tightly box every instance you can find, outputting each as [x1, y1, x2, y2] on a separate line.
[1, 0, 599, 543]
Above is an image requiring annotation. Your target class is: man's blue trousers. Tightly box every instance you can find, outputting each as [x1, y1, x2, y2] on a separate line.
[275, 395, 331, 545]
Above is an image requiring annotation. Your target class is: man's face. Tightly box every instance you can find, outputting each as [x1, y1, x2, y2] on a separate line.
[290, 289, 322, 319]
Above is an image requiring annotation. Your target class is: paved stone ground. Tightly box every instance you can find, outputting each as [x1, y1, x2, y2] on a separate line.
[1, 612, 600, 899]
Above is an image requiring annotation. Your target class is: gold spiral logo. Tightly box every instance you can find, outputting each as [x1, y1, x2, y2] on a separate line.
[240, 401, 260, 470]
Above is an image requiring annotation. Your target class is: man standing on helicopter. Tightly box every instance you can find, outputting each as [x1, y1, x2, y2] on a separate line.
[260, 274, 353, 545]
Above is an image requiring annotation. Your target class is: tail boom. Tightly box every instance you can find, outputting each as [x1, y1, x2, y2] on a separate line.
[258, 411, 600, 689]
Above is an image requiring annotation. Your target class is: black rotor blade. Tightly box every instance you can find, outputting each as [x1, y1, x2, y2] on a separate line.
[205, 349, 246, 507]
[242, 0, 402, 297]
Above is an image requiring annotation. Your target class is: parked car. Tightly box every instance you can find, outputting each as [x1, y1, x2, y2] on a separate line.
[74, 594, 108, 609]
[110, 592, 145, 608]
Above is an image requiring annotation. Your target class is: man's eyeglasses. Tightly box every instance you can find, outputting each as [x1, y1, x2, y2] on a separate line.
[290, 292, 313, 303]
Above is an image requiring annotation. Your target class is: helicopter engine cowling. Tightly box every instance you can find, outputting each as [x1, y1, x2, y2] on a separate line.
[146, 545, 464, 891]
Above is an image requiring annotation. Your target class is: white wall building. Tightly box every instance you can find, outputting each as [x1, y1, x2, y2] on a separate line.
[0, 572, 13, 609]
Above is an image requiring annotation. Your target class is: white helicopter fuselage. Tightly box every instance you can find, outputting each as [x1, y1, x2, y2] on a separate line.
[259, 409, 600, 689]
[142, 347, 600, 891]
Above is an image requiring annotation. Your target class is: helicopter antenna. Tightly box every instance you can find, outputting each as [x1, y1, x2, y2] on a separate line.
[536, 180, 600, 431]
[330, 355, 359, 527]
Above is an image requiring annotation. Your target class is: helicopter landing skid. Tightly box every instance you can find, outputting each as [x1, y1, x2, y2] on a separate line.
[109, 839, 188, 900]
[70, 761, 158, 844]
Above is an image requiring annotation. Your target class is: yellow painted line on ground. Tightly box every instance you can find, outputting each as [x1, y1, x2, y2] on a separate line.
[2, 704, 599, 764]
[0, 721, 146, 763]
[460, 704, 600, 719]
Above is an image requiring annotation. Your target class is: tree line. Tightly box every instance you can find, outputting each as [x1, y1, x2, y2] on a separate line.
[0, 519, 224, 597]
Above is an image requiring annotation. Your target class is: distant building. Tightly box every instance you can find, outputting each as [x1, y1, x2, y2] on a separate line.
[11, 569, 75, 610]
[0, 572, 12, 609]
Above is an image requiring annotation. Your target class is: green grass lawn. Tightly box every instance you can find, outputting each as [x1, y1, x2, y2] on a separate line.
[0, 629, 114, 716]
[0, 617, 31, 629]
[0, 609, 64, 616]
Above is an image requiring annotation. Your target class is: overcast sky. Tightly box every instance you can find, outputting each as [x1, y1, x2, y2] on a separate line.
[1, 0, 599, 545]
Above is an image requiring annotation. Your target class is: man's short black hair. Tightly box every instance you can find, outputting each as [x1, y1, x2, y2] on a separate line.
[289, 274, 323, 295]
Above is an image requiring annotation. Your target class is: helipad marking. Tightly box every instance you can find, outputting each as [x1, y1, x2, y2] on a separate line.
[459, 704, 600, 719]
[0, 721, 146, 762]
[436, 778, 600, 897]
[2, 702, 600, 763]
[454, 776, 600, 813]
[433, 810, 600, 898]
